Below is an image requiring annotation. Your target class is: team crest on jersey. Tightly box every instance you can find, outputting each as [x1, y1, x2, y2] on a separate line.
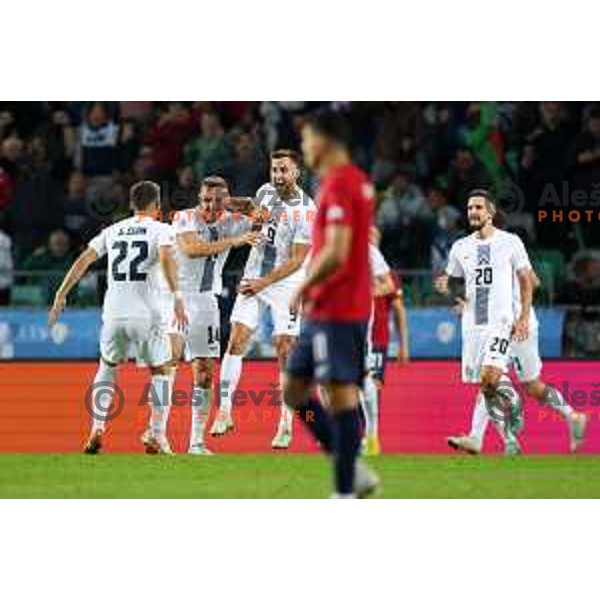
[477, 245, 490, 265]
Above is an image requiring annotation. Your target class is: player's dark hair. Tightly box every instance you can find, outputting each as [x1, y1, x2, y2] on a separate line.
[270, 148, 301, 165]
[466, 188, 506, 226]
[201, 175, 229, 192]
[130, 180, 161, 210]
[305, 110, 352, 149]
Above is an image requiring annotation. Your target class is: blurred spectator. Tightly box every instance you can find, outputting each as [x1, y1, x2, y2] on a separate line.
[572, 106, 600, 193]
[445, 146, 491, 205]
[377, 169, 432, 268]
[426, 184, 463, 272]
[421, 103, 456, 180]
[372, 102, 421, 185]
[184, 111, 230, 180]
[145, 103, 194, 180]
[62, 171, 97, 249]
[0, 136, 22, 211]
[0, 214, 13, 305]
[77, 102, 120, 178]
[378, 169, 430, 229]
[163, 165, 197, 214]
[227, 131, 266, 195]
[557, 251, 600, 306]
[520, 102, 573, 202]
[21, 230, 74, 301]
[459, 101, 504, 185]
[8, 137, 63, 260]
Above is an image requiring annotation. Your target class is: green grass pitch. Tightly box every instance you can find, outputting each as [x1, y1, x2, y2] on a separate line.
[1, 454, 600, 498]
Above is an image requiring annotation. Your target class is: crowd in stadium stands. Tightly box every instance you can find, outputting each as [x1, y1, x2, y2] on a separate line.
[1, 101, 600, 308]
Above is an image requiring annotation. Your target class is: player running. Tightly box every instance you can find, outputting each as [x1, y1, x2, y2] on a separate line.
[283, 111, 379, 498]
[442, 252, 587, 455]
[48, 180, 187, 454]
[434, 188, 535, 454]
[151, 176, 260, 455]
[210, 150, 315, 450]
[362, 243, 410, 456]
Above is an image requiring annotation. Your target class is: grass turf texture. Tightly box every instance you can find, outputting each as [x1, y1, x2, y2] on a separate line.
[0, 454, 599, 498]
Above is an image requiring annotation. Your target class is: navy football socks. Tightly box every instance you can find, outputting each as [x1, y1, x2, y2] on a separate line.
[332, 408, 361, 495]
[298, 397, 334, 453]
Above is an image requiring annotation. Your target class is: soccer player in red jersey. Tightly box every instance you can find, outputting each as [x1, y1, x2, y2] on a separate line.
[363, 245, 410, 455]
[284, 112, 379, 498]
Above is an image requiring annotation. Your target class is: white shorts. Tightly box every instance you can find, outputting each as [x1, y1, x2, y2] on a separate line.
[162, 292, 220, 359]
[230, 280, 300, 337]
[100, 318, 171, 367]
[511, 326, 542, 382]
[462, 325, 512, 383]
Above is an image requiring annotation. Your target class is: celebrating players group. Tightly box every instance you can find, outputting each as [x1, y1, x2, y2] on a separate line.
[49, 112, 587, 498]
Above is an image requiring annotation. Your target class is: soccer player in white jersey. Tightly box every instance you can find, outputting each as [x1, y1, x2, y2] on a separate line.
[444, 259, 588, 454]
[360, 243, 391, 454]
[48, 181, 187, 454]
[161, 176, 260, 454]
[434, 188, 536, 454]
[210, 149, 315, 449]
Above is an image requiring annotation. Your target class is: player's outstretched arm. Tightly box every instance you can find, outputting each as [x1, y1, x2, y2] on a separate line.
[391, 289, 410, 364]
[295, 224, 351, 302]
[513, 268, 533, 342]
[239, 242, 311, 296]
[159, 245, 188, 330]
[48, 247, 98, 326]
[178, 230, 261, 258]
[222, 196, 257, 215]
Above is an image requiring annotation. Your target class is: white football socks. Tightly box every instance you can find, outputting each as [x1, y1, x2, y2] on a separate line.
[219, 353, 243, 416]
[468, 392, 490, 443]
[362, 375, 379, 437]
[278, 372, 294, 432]
[150, 374, 171, 441]
[191, 385, 211, 446]
[544, 385, 575, 419]
[91, 361, 117, 433]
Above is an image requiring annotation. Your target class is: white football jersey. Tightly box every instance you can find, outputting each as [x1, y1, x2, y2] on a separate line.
[171, 209, 252, 295]
[370, 244, 391, 278]
[446, 229, 533, 330]
[242, 183, 315, 286]
[88, 215, 174, 322]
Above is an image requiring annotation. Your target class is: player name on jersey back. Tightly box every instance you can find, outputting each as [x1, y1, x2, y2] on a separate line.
[242, 185, 315, 286]
[446, 229, 536, 330]
[88, 215, 175, 322]
[171, 209, 252, 295]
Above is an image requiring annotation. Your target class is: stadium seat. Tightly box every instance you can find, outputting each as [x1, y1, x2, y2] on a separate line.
[11, 285, 46, 307]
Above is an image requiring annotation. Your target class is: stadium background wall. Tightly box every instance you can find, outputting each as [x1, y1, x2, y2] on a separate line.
[0, 307, 565, 359]
[0, 360, 598, 454]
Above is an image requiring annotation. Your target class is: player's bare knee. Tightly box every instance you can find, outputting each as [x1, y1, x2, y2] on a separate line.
[274, 335, 294, 364]
[151, 363, 171, 376]
[480, 370, 500, 397]
[193, 359, 213, 388]
[227, 324, 250, 355]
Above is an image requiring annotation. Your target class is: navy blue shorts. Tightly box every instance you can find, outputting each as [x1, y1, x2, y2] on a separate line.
[370, 347, 388, 383]
[286, 319, 368, 386]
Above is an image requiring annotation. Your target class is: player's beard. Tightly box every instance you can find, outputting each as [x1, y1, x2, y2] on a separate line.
[274, 182, 295, 202]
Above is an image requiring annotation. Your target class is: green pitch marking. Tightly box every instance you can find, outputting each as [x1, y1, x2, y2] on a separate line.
[0, 454, 599, 498]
